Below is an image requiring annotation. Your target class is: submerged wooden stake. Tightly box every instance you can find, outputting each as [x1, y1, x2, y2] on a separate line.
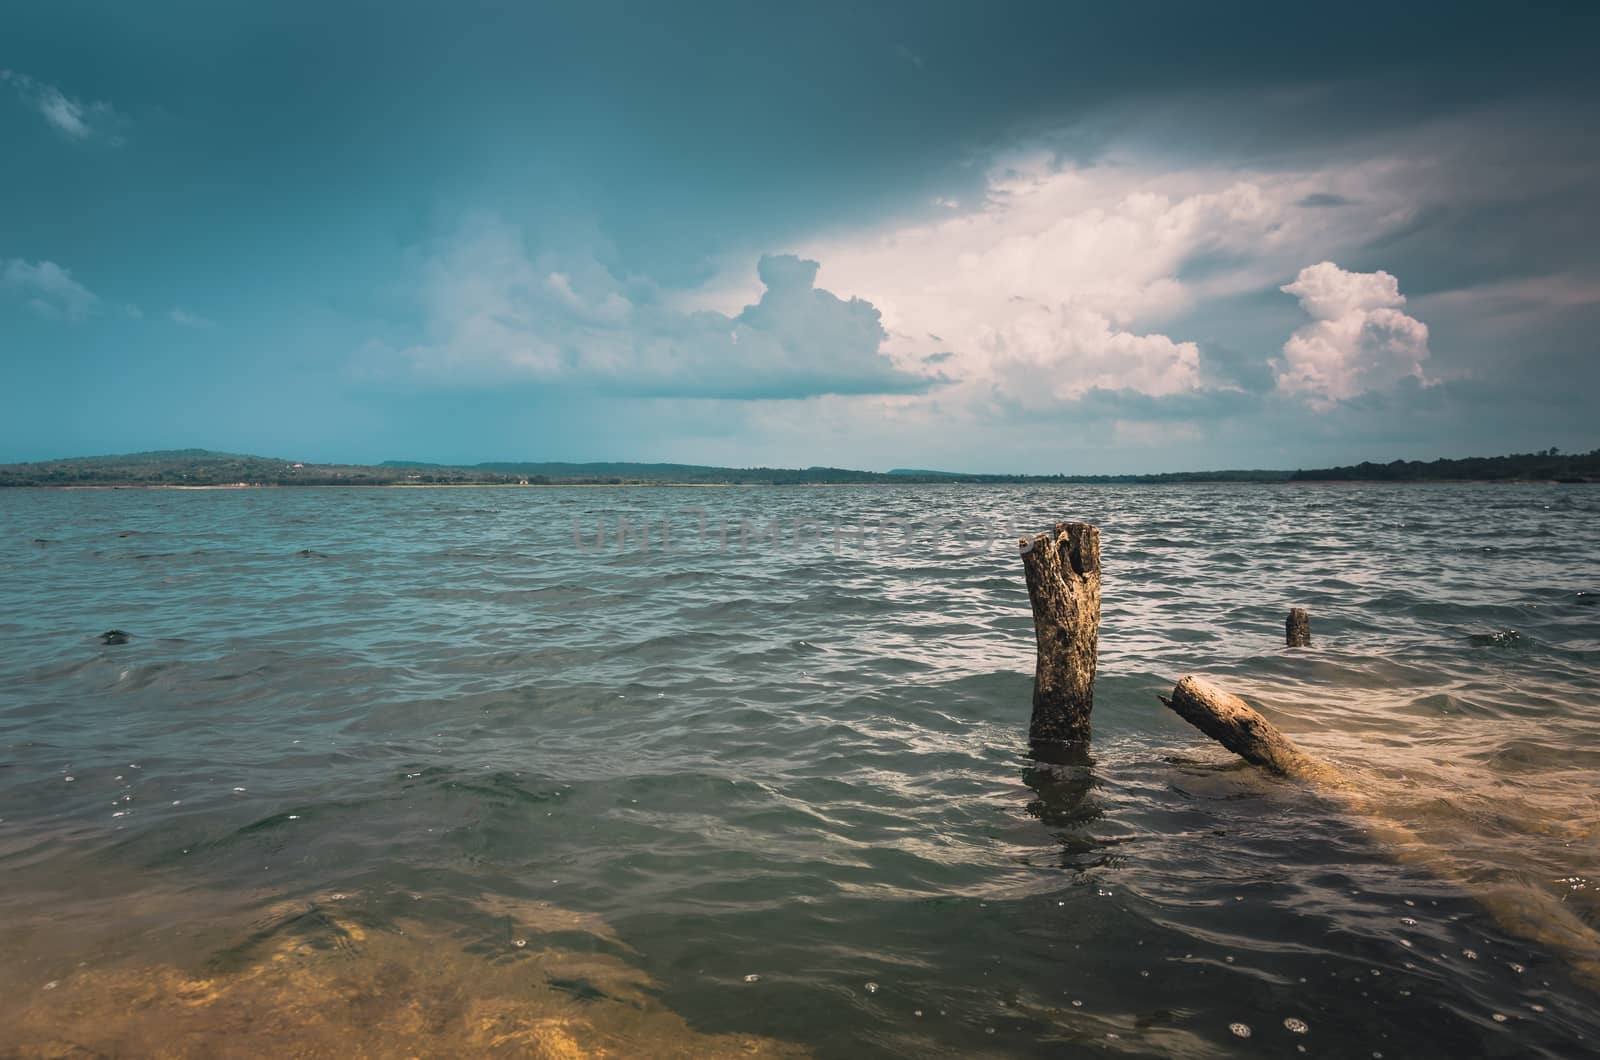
[1019, 522, 1100, 745]
[1286, 607, 1311, 647]
[1159, 673, 1600, 989]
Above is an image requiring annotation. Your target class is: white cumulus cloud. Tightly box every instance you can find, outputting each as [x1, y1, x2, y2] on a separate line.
[739, 148, 1420, 407]
[982, 303, 1200, 408]
[1, 257, 100, 320]
[1276, 262, 1430, 405]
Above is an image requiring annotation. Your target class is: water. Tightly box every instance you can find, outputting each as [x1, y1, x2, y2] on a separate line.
[1, 484, 1597, 1057]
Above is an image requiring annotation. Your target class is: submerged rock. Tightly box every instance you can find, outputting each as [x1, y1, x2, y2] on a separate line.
[0, 892, 804, 1059]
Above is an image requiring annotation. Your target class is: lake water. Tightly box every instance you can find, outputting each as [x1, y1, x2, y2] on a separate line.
[1, 484, 1597, 1057]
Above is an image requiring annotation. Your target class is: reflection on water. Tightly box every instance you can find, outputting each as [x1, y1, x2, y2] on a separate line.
[0, 483, 1598, 1056]
[1022, 744, 1108, 871]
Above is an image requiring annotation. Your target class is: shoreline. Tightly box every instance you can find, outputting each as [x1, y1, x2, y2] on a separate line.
[3, 478, 1592, 491]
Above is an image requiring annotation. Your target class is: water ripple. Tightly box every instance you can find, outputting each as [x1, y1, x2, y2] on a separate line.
[1, 483, 1597, 1056]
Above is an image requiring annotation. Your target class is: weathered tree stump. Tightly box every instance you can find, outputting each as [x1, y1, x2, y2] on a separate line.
[1286, 607, 1311, 647]
[1019, 522, 1100, 745]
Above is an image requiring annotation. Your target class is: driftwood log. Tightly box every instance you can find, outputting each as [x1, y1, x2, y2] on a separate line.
[1019, 522, 1100, 745]
[1160, 673, 1600, 989]
[1286, 607, 1311, 647]
[1160, 675, 1336, 783]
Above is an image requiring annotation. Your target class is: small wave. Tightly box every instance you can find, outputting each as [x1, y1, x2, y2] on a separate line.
[1468, 629, 1528, 650]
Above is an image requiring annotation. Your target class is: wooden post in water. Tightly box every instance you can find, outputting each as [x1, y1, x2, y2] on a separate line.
[1286, 607, 1311, 647]
[1019, 522, 1101, 745]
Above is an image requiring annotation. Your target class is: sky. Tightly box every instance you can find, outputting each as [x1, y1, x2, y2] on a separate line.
[3, 1, 1598, 473]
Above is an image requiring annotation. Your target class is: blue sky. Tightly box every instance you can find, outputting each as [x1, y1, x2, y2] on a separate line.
[3, 1, 1598, 472]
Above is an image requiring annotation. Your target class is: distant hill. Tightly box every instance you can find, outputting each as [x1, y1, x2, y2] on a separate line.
[0, 450, 524, 487]
[0, 447, 1593, 487]
[888, 468, 965, 478]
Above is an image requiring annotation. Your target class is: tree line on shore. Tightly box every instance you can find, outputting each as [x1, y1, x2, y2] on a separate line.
[1286, 447, 1598, 482]
[0, 447, 1594, 487]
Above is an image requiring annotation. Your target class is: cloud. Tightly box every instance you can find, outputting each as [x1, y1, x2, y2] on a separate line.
[761, 148, 1418, 410]
[1275, 262, 1430, 405]
[368, 216, 936, 398]
[169, 307, 215, 328]
[1416, 273, 1600, 320]
[1295, 192, 1357, 208]
[1, 70, 125, 145]
[982, 304, 1201, 408]
[1, 258, 100, 320]
[892, 43, 926, 70]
